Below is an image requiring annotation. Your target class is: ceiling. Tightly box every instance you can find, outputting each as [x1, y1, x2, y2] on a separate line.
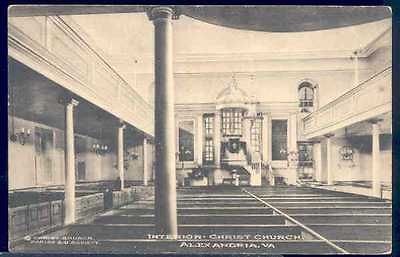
[68, 12, 391, 59]
[9, 5, 391, 32]
[181, 6, 391, 32]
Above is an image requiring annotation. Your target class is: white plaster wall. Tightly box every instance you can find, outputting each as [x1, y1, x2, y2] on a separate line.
[8, 141, 36, 189]
[100, 153, 118, 180]
[320, 140, 328, 183]
[380, 150, 392, 183]
[330, 138, 363, 182]
[53, 148, 65, 185]
[320, 136, 391, 183]
[370, 47, 392, 71]
[8, 116, 119, 189]
[76, 152, 105, 181]
[146, 142, 155, 182]
[173, 69, 378, 107]
[125, 144, 144, 181]
[358, 141, 391, 184]
[8, 117, 65, 189]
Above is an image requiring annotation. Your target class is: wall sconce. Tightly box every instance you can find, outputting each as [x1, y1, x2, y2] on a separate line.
[10, 127, 31, 145]
[91, 143, 109, 155]
[125, 150, 139, 161]
[339, 145, 354, 160]
[279, 147, 287, 158]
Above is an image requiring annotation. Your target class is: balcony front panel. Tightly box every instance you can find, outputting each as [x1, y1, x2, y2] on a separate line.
[303, 67, 391, 139]
[8, 16, 154, 136]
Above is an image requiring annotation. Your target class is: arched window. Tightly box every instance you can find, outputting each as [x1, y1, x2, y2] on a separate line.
[298, 80, 317, 112]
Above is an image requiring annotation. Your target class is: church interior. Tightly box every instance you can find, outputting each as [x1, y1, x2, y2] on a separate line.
[7, 5, 392, 254]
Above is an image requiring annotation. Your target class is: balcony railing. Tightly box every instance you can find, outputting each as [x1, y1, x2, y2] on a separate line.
[303, 67, 391, 138]
[8, 15, 154, 135]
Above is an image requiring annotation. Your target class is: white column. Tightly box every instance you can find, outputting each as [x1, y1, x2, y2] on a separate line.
[214, 111, 221, 166]
[149, 6, 178, 237]
[325, 134, 334, 185]
[262, 113, 269, 161]
[286, 114, 298, 185]
[117, 123, 126, 190]
[197, 115, 203, 166]
[288, 113, 297, 152]
[243, 117, 251, 159]
[371, 121, 381, 198]
[353, 51, 359, 87]
[143, 137, 148, 186]
[313, 85, 319, 111]
[63, 98, 79, 225]
[313, 142, 322, 182]
[267, 115, 272, 161]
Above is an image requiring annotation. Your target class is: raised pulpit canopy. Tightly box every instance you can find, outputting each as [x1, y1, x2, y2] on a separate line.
[216, 76, 251, 110]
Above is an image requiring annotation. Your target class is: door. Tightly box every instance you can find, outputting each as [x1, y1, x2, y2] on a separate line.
[34, 127, 54, 186]
[77, 161, 86, 181]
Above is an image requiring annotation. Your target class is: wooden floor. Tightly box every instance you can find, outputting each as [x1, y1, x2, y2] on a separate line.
[13, 185, 392, 254]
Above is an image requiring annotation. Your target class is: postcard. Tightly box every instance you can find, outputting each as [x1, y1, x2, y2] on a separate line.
[7, 5, 392, 254]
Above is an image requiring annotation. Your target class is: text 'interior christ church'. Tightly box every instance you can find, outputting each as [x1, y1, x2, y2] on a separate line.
[7, 5, 392, 255]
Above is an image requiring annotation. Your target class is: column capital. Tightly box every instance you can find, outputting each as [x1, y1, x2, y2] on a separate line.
[147, 6, 181, 21]
[324, 133, 335, 138]
[118, 121, 126, 129]
[350, 49, 361, 60]
[368, 118, 383, 125]
[58, 95, 79, 106]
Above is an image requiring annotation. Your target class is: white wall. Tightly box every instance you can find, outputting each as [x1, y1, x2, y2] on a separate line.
[319, 135, 392, 184]
[8, 116, 119, 190]
[124, 142, 154, 182]
[8, 117, 65, 189]
[75, 152, 117, 181]
[100, 153, 118, 180]
[172, 68, 388, 108]
[329, 137, 364, 182]
[125, 144, 144, 181]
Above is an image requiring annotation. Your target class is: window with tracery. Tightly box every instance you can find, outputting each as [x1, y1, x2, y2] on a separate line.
[298, 82, 314, 111]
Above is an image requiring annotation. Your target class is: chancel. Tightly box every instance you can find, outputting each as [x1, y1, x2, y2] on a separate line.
[7, 5, 392, 255]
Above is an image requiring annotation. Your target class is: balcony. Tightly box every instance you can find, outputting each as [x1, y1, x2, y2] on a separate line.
[303, 67, 391, 139]
[8, 16, 154, 136]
